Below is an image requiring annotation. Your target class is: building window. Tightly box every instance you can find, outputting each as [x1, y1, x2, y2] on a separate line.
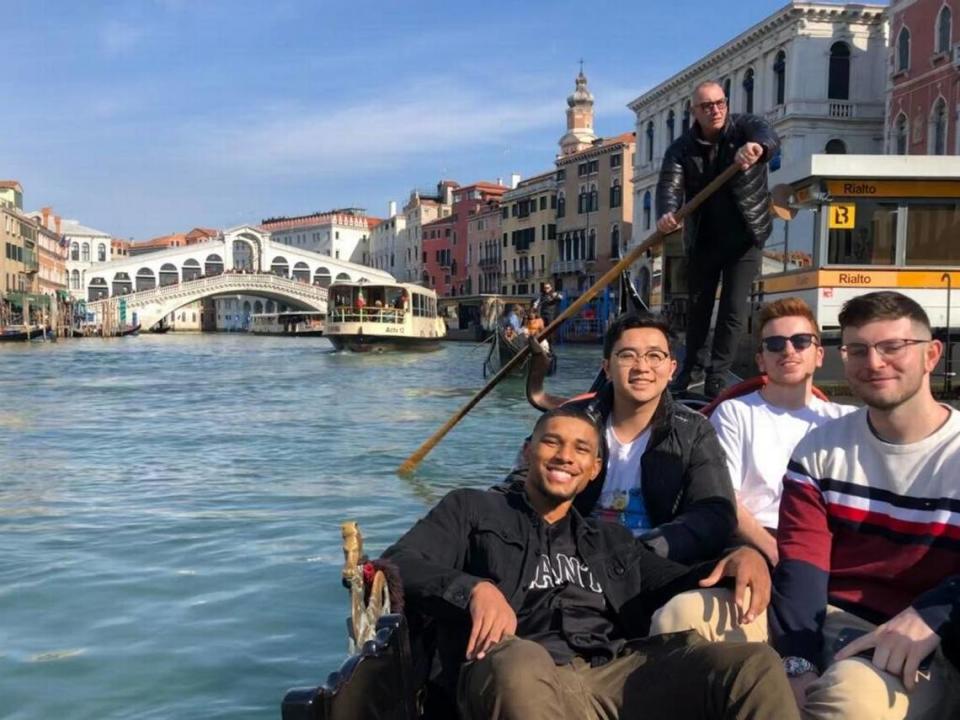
[539, 196, 546, 211]
[931, 97, 948, 155]
[828, 42, 851, 99]
[645, 121, 654, 163]
[742, 68, 755, 113]
[666, 110, 675, 143]
[610, 154, 622, 168]
[71, 269, 79, 289]
[643, 191, 652, 231]
[681, 101, 691, 133]
[773, 51, 786, 106]
[611, 224, 620, 259]
[825, 139, 847, 154]
[81, 243, 90, 262]
[557, 194, 566, 218]
[97, 243, 106, 262]
[589, 185, 598, 212]
[896, 27, 910, 72]
[588, 229, 596, 261]
[71, 242, 79, 261]
[610, 180, 622, 209]
[938, 5, 952, 54]
[895, 113, 908, 154]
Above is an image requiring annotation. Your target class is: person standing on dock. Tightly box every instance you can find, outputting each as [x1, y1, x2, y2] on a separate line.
[657, 80, 779, 398]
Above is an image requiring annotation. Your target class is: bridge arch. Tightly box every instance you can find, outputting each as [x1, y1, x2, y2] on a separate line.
[253, 300, 264, 314]
[112, 272, 133, 296]
[270, 256, 289, 277]
[159, 263, 179, 287]
[136, 267, 156, 291]
[89, 277, 108, 301]
[182, 259, 201, 282]
[314, 266, 332, 288]
[292, 261, 310, 283]
[336, 272, 351, 281]
[205, 254, 223, 276]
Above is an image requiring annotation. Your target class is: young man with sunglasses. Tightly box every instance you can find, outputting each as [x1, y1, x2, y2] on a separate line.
[771, 291, 960, 719]
[656, 80, 780, 398]
[648, 299, 853, 643]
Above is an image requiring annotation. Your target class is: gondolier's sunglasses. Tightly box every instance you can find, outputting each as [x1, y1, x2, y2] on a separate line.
[697, 98, 727, 112]
[759, 333, 819, 353]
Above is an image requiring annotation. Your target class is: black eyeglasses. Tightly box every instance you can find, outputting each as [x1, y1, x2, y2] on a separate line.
[759, 333, 819, 353]
[697, 98, 727, 113]
[839, 338, 931, 362]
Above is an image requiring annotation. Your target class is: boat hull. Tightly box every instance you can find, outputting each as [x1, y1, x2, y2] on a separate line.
[0, 326, 45, 342]
[327, 332, 441, 353]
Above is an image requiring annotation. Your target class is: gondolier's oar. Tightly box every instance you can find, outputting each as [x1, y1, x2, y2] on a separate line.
[398, 162, 741, 477]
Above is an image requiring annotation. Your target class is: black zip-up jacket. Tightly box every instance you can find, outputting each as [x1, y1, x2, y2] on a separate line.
[562, 386, 737, 564]
[381, 481, 719, 695]
[656, 113, 780, 251]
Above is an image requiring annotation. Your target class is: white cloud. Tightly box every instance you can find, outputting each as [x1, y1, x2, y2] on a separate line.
[99, 20, 145, 57]
[195, 79, 561, 178]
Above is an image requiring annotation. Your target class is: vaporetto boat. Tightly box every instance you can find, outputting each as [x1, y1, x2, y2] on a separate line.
[324, 281, 446, 352]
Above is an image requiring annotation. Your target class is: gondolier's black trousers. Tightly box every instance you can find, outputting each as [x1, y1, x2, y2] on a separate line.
[457, 632, 797, 720]
[682, 244, 761, 378]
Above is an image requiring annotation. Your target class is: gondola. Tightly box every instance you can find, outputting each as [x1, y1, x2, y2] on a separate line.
[482, 326, 557, 378]
[0, 325, 46, 342]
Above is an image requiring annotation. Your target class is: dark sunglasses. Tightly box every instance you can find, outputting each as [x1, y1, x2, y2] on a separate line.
[697, 98, 727, 112]
[759, 333, 819, 353]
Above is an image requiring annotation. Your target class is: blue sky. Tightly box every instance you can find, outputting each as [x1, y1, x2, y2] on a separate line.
[3, 0, 845, 240]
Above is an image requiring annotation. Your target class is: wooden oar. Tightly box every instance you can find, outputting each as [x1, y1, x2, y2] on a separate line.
[397, 162, 741, 476]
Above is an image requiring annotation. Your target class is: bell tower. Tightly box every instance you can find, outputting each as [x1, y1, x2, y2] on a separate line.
[559, 62, 597, 156]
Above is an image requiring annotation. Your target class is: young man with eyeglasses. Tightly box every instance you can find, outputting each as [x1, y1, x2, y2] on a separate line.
[559, 312, 739, 567]
[771, 291, 960, 719]
[647, 298, 854, 644]
[656, 80, 780, 399]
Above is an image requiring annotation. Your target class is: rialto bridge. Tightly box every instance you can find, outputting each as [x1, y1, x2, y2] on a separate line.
[73, 225, 395, 328]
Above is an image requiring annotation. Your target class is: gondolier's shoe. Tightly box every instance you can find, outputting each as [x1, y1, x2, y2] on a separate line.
[704, 373, 730, 399]
[670, 365, 704, 393]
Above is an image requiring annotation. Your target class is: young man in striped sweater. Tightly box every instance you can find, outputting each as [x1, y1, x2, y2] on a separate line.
[772, 291, 960, 719]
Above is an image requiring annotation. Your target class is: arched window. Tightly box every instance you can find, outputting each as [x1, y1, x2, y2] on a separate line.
[681, 101, 691, 133]
[557, 193, 566, 218]
[897, 27, 910, 72]
[932, 98, 948, 155]
[270, 256, 289, 277]
[825, 139, 847, 154]
[70, 269, 80, 289]
[773, 50, 786, 106]
[742, 68, 755, 113]
[336, 272, 351, 281]
[643, 190, 652, 231]
[645, 121, 654, 163]
[895, 113, 908, 155]
[666, 110, 676, 143]
[313, 266, 331, 287]
[588, 229, 596, 261]
[828, 42, 851, 100]
[88, 277, 108, 301]
[292, 261, 310, 282]
[97, 243, 106, 262]
[159, 263, 179, 287]
[254, 300, 263, 315]
[589, 184, 599, 212]
[135, 267, 156, 292]
[266, 300, 276, 313]
[70, 242, 79, 261]
[611, 225, 620, 259]
[112, 272, 132, 296]
[182, 259, 201, 282]
[938, 6, 952, 54]
[578, 186, 588, 214]
[204, 254, 223, 276]
[609, 180, 622, 209]
[81, 243, 90, 262]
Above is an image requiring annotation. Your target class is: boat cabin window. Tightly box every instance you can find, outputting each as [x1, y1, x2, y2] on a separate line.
[905, 202, 960, 266]
[827, 200, 897, 265]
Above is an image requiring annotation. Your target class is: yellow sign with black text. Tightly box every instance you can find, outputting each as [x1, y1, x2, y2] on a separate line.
[828, 204, 856, 229]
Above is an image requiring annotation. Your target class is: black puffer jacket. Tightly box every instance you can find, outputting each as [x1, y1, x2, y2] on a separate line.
[656, 113, 780, 250]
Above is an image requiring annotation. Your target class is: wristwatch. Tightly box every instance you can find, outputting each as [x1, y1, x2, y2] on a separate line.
[782, 656, 817, 677]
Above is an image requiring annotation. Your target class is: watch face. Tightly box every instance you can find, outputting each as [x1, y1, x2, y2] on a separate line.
[783, 656, 816, 677]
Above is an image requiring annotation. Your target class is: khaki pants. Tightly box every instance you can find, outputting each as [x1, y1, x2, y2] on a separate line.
[649, 590, 960, 720]
[456, 631, 798, 720]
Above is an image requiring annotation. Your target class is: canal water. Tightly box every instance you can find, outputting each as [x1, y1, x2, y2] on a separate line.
[0, 334, 603, 720]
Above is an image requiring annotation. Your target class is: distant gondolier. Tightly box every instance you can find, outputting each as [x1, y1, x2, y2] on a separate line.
[534, 282, 563, 325]
[657, 80, 779, 398]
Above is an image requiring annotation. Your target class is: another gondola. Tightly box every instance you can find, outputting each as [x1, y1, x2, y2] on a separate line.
[0, 325, 46, 342]
[482, 327, 557, 378]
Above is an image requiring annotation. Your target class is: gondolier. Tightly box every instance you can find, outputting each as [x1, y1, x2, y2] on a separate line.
[534, 282, 563, 325]
[657, 80, 779, 398]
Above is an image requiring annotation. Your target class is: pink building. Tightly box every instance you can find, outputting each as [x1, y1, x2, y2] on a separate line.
[887, 0, 959, 154]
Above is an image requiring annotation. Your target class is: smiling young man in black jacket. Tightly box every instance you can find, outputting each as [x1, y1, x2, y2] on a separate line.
[382, 406, 797, 720]
[657, 80, 780, 399]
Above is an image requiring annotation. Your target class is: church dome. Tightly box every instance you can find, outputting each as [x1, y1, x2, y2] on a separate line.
[567, 71, 594, 107]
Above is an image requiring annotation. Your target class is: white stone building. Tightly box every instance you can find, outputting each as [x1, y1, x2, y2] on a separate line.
[369, 201, 406, 276]
[61, 219, 116, 296]
[627, 1, 887, 273]
[260, 208, 377, 266]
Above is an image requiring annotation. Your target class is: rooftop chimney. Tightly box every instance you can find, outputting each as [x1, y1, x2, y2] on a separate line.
[388, 200, 397, 217]
[510, 173, 521, 189]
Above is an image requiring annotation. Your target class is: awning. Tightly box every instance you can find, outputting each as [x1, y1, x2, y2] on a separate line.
[5, 292, 51, 309]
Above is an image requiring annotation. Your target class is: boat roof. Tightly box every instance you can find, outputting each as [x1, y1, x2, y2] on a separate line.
[329, 280, 438, 297]
[793, 154, 960, 184]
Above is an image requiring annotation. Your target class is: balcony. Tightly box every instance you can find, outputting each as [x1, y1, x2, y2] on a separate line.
[763, 100, 884, 123]
[514, 267, 534, 280]
[551, 259, 591, 274]
[478, 255, 501, 270]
